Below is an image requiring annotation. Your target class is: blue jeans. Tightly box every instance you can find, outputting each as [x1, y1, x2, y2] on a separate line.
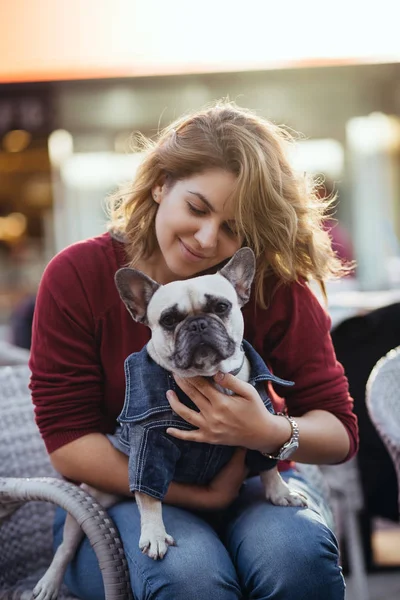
[53, 469, 345, 599]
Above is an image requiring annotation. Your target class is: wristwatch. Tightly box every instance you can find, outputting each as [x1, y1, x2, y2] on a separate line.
[260, 413, 299, 460]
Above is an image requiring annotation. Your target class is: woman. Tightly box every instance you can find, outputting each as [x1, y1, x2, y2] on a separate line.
[30, 101, 358, 599]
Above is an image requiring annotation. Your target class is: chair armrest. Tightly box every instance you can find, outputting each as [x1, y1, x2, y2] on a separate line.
[366, 346, 400, 516]
[0, 477, 133, 600]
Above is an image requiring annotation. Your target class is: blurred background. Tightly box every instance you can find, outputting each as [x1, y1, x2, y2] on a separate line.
[1, 2, 400, 595]
[1, 0, 400, 328]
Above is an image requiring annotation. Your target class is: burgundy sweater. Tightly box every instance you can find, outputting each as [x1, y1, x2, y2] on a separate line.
[29, 233, 358, 462]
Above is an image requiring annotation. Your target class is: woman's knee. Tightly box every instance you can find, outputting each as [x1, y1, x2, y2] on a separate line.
[266, 515, 344, 599]
[228, 503, 345, 600]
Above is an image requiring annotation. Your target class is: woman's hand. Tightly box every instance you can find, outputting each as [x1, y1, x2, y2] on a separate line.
[203, 447, 249, 509]
[164, 447, 249, 511]
[166, 371, 288, 452]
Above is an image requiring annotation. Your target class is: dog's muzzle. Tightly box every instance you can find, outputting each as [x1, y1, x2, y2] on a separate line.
[173, 316, 236, 370]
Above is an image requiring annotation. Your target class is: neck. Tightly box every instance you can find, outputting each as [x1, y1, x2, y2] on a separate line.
[134, 253, 184, 285]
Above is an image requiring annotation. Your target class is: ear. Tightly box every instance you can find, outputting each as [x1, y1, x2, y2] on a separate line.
[151, 179, 166, 204]
[114, 267, 160, 324]
[218, 247, 256, 306]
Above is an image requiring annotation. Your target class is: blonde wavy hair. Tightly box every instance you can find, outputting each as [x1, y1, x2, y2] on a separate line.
[107, 100, 349, 307]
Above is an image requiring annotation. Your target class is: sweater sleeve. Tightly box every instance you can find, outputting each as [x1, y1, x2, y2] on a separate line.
[29, 249, 106, 454]
[248, 280, 359, 462]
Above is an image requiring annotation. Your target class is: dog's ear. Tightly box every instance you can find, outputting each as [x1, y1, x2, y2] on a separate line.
[115, 268, 160, 324]
[218, 247, 256, 306]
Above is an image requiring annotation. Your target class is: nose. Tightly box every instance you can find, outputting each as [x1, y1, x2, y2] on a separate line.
[188, 317, 208, 333]
[194, 221, 218, 249]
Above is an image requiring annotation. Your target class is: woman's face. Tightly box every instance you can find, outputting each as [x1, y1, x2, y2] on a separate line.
[152, 169, 242, 283]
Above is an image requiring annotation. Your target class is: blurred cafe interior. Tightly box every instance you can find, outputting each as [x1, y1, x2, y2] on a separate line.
[1, 2, 400, 595]
[1, 2, 400, 332]
[2, 63, 400, 328]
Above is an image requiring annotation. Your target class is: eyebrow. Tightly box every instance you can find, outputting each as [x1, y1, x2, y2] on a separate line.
[187, 190, 215, 212]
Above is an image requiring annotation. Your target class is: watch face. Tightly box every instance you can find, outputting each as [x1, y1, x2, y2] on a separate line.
[279, 441, 299, 460]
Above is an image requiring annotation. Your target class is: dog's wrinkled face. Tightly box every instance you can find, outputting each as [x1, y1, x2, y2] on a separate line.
[145, 275, 243, 376]
[115, 248, 255, 377]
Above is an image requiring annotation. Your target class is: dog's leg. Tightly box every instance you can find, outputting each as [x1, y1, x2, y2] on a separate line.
[32, 484, 119, 600]
[260, 467, 308, 507]
[32, 511, 83, 600]
[135, 491, 175, 560]
[80, 482, 120, 511]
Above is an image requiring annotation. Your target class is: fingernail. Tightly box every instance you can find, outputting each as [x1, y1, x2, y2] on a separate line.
[214, 371, 224, 382]
[166, 390, 173, 401]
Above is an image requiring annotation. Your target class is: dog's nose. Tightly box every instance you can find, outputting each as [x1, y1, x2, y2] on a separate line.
[188, 317, 208, 333]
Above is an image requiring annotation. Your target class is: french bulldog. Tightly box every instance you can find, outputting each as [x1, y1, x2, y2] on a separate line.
[32, 247, 306, 600]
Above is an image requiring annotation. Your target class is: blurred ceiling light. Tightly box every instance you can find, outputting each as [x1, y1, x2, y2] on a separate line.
[48, 129, 73, 167]
[2, 129, 32, 152]
[22, 177, 53, 208]
[0, 212, 27, 242]
[347, 113, 400, 154]
[290, 139, 344, 179]
[61, 152, 144, 189]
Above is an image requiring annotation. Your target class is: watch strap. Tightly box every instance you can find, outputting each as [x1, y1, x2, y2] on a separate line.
[260, 413, 299, 460]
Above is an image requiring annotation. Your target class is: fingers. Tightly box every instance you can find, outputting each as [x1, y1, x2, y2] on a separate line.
[173, 375, 212, 408]
[213, 372, 256, 400]
[166, 390, 204, 441]
[166, 390, 202, 426]
[165, 426, 203, 442]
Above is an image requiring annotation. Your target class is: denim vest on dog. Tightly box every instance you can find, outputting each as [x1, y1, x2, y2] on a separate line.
[108, 339, 294, 500]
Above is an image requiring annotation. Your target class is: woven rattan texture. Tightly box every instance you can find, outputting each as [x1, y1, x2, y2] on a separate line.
[1, 478, 133, 600]
[0, 365, 133, 600]
[367, 346, 400, 515]
[0, 366, 61, 593]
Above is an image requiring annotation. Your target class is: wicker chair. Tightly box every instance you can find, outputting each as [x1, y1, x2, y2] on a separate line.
[0, 365, 133, 600]
[0, 363, 370, 600]
[366, 346, 400, 516]
[0, 341, 30, 367]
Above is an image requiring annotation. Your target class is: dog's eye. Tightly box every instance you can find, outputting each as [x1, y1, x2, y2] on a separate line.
[160, 314, 178, 329]
[215, 302, 229, 315]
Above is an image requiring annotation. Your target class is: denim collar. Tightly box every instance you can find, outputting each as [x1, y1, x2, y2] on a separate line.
[118, 339, 294, 424]
[241, 339, 294, 387]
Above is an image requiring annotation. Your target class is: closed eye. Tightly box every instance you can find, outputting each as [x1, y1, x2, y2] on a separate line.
[187, 202, 238, 237]
[223, 221, 239, 237]
[187, 202, 207, 216]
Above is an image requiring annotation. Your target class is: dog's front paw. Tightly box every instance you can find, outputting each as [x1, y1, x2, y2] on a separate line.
[261, 469, 308, 508]
[32, 571, 63, 600]
[139, 527, 175, 560]
[267, 485, 308, 508]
